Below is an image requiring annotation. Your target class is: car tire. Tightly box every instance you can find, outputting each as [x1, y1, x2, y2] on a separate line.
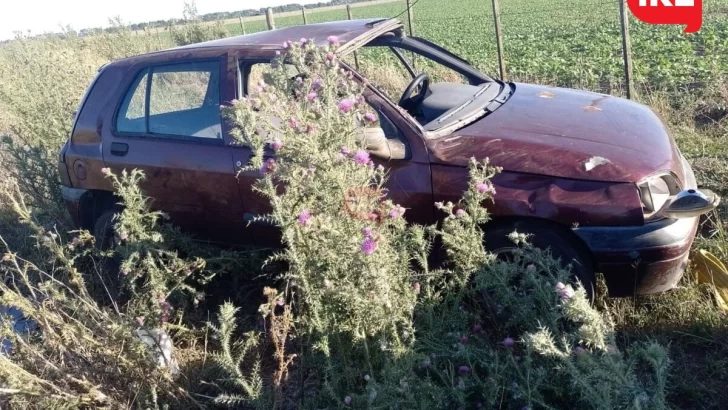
[93, 208, 120, 251]
[483, 219, 596, 300]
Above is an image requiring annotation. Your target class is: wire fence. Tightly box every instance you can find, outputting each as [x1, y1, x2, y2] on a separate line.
[197, 0, 727, 98]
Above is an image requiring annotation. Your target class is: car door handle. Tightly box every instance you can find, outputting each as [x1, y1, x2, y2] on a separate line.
[110, 142, 129, 156]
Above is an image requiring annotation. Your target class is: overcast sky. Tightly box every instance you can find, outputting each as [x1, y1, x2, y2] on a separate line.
[0, 0, 321, 40]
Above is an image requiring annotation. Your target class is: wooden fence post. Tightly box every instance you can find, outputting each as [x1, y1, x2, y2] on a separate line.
[406, 0, 416, 69]
[238, 14, 247, 35]
[618, 0, 635, 99]
[302, 6, 308, 24]
[491, 0, 507, 80]
[346, 5, 361, 70]
[266, 8, 276, 30]
[406, 0, 415, 36]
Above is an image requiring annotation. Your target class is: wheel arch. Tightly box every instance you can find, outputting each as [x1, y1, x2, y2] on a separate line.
[78, 189, 121, 230]
[482, 215, 597, 272]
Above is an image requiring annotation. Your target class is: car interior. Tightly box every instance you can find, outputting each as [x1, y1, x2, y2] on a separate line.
[358, 32, 508, 132]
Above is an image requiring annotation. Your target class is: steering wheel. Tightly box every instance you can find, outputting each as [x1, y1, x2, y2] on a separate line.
[398, 72, 430, 113]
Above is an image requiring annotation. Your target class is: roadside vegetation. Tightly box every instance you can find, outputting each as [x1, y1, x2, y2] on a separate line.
[1, 1, 727, 409]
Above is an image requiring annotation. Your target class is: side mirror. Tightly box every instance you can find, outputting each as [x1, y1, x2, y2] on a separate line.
[664, 188, 720, 219]
[355, 127, 407, 161]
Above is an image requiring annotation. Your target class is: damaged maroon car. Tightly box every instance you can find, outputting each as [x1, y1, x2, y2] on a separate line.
[58, 19, 719, 296]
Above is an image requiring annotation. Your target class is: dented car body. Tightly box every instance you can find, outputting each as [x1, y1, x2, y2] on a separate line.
[59, 19, 718, 297]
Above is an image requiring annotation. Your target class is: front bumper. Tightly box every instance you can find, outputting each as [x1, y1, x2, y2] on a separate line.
[574, 216, 699, 296]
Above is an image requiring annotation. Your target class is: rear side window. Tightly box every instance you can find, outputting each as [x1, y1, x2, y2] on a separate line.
[116, 61, 222, 139]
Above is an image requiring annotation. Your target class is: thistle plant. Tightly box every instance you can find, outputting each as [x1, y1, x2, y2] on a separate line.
[0, 177, 187, 409]
[103, 168, 213, 326]
[222, 38, 420, 345]
[435, 157, 500, 287]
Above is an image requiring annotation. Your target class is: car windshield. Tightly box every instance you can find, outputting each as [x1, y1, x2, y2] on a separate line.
[344, 31, 511, 134]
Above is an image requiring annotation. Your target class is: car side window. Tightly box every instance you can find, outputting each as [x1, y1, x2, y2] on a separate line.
[116, 61, 222, 140]
[116, 71, 149, 134]
[244, 62, 299, 95]
[363, 98, 411, 160]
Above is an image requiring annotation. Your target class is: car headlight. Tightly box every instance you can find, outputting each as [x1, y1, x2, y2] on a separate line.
[638, 174, 681, 219]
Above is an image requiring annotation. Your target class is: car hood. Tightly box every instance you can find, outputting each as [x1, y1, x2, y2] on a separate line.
[428, 83, 685, 184]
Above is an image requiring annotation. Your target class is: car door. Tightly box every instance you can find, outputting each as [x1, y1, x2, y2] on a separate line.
[364, 90, 435, 227]
[103, 56, 246, 243]
[231, 59, 435, 247]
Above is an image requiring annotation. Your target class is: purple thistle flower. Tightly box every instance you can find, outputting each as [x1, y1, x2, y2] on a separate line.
[412, 282, 421, 294]
[338, 99, 354, 113]
[560, 287, 575, 300]
[298, 210, 311, 227]
[306, 124, 316, 134]
[476, 181, 496, 195]
[282, 41, 291, 49]
[455, 209, 466, 217]
[555, 282, 566, 291]
[327, 35, 339, 45]
[389, 205, 405, 219]
[574, 346, 586, 356]
[363, 112, 377, 122]
[504, 337, 515, 348]
[135, 316, 145, 327]
[460, 335, 469, 344]
[473, 324, 483, 333]
[361, 237, 377, 255]
[458, 365, 470, 375]
[119, 232, 128, 241]
[295, 76, 303, 84]
[353, 150, 370, 165]
[306, 92, 318, 102]
[261, 158, 277, 174]
[340, 146, 350, 155]
[362, 226, 373, 237]
[312, 79, 322, 90]
[344, 395, 352, 405]
[270, 139, 283, 151]
[289, 118, 299, 129]
[299, 37, 308, 45]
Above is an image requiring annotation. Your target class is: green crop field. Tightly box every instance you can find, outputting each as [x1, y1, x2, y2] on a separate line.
[225, 0, 728, 93]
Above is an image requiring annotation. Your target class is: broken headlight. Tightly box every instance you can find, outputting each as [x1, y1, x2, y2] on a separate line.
[638, 174, 680, 219]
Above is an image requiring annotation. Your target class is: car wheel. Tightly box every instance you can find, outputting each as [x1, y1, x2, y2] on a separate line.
[93, 208, 120, 251]
[482, 220, 596, 300]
